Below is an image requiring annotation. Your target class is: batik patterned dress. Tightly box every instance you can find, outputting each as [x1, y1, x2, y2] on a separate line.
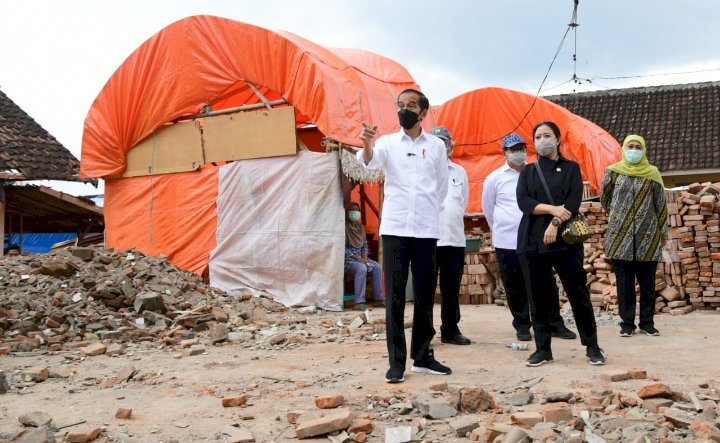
[600, 171, 668, 262]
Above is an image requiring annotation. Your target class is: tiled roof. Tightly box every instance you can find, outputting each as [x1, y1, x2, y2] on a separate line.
[545, 82, 720, 172]
[0, 88, 84, 181]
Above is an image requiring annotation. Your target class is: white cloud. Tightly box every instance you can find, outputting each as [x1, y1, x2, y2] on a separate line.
[3, 1, 720, 197]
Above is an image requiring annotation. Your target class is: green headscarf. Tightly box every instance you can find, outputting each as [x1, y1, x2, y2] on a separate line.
[607, 134, 664, 187]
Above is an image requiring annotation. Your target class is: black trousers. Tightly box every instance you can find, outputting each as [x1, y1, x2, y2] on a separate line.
[437, 245, 465, 337]
[382, 235, 438, 371]
[520, 247, 598, 351]
[612, 259, 658, 330]
[496, 248, 567, 334]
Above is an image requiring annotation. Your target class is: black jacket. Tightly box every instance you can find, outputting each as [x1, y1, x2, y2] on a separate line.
[516, 155, 583, 254]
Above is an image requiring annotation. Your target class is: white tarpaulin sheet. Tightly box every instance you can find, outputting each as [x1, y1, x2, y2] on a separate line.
[209, 150, 345, 311]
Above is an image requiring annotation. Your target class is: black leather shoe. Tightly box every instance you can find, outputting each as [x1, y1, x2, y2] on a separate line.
[552, 326, 577, 340]
[441, 333, 471, 345]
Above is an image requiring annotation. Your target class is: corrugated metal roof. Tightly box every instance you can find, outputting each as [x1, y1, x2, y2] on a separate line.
[4, 185, 104, 233]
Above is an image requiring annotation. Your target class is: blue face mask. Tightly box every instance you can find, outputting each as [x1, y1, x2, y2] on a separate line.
[624, 149, 644, 165]
[348, 210, 361, 221]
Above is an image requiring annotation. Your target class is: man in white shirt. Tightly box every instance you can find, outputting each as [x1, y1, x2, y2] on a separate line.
[482, 133, 576, 342]
[358, 89, 450, 384]
[431, 126, 471, 345]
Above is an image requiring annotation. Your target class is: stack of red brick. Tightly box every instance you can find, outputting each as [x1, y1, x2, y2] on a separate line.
[459, 181, 720, 313]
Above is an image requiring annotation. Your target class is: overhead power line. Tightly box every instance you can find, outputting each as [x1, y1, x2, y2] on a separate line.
[540, 66, 720, 94]
[472, 0, 579, 147]
[591, 67, 720, 81]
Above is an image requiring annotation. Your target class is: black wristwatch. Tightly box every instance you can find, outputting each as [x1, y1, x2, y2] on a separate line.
[551, 217, 560, 227]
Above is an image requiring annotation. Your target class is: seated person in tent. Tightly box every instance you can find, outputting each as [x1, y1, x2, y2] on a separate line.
[345, 202, 386, 311]
[6, 244, 21, 257]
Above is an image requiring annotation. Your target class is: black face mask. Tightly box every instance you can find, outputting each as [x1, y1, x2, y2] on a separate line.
[398, 109, 420, 129]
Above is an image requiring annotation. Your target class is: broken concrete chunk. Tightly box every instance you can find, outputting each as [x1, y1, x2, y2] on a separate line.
[133, 291, 166, 314]
[14, 425, 55, 443]
[412, 393, 457, 419]
[508, 389, 534, 406]
[545, 392, 574, 403]
[71, 248, 95, 262]
[448, 415, 480, 437]
[211, 323, 229, 344]
[18, 411, 53, 428]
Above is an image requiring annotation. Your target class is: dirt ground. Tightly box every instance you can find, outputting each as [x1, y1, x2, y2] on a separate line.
[1, 304, 719, 442]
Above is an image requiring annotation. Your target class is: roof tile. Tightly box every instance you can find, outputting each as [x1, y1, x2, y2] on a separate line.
[545, 82, 720, 172]
[0, 88, 84, 181]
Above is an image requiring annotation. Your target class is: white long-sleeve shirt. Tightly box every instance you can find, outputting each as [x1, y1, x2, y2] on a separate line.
[358, 130, 448, 239]
[482, 162, 523, 250]
[438, 161, 469, 247]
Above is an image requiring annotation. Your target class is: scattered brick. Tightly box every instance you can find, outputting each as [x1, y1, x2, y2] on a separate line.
[115, 408, 132, 419]
[315, 394, 345, 409]
[81, 343, 107, 356]
[222, 395, 248, 408]
[601, 370, 630, 382]
[65, 427, 101, 442]
[638, 383, 673, 399]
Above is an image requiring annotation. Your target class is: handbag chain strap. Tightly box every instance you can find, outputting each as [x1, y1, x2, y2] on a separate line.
[534, 162, 556, 206]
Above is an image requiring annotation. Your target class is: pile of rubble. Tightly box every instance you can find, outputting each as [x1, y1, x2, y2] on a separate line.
[2, 365, 719, 442]
[0, 246, 379, 356]
[254, 373, 720, 442]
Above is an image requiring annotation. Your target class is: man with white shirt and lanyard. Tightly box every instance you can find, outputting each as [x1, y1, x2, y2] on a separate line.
[482, 133, 577, 342]
[358, 89, 450, 384]
[431, 126, 471, 346]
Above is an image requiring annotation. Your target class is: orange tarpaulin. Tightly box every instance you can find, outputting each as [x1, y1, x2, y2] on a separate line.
[104, 165, 219, 275]
[81, 15, 422, 179]
[434, 87, 621, 213]
[81, 16, 425, 278]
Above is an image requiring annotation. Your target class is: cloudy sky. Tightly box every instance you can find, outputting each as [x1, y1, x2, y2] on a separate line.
[2, 0, 720, 196]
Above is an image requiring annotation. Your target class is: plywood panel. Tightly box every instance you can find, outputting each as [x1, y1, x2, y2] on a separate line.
[124, 121, 203, 177]
[203, 106, 297, 162]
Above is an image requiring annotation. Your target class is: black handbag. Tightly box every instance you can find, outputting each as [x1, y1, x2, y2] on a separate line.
[533, 162, 591, 244]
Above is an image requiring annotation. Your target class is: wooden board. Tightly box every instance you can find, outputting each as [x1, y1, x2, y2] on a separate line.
[123, 121, 203, 177]
[203, 106, 297, 162]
